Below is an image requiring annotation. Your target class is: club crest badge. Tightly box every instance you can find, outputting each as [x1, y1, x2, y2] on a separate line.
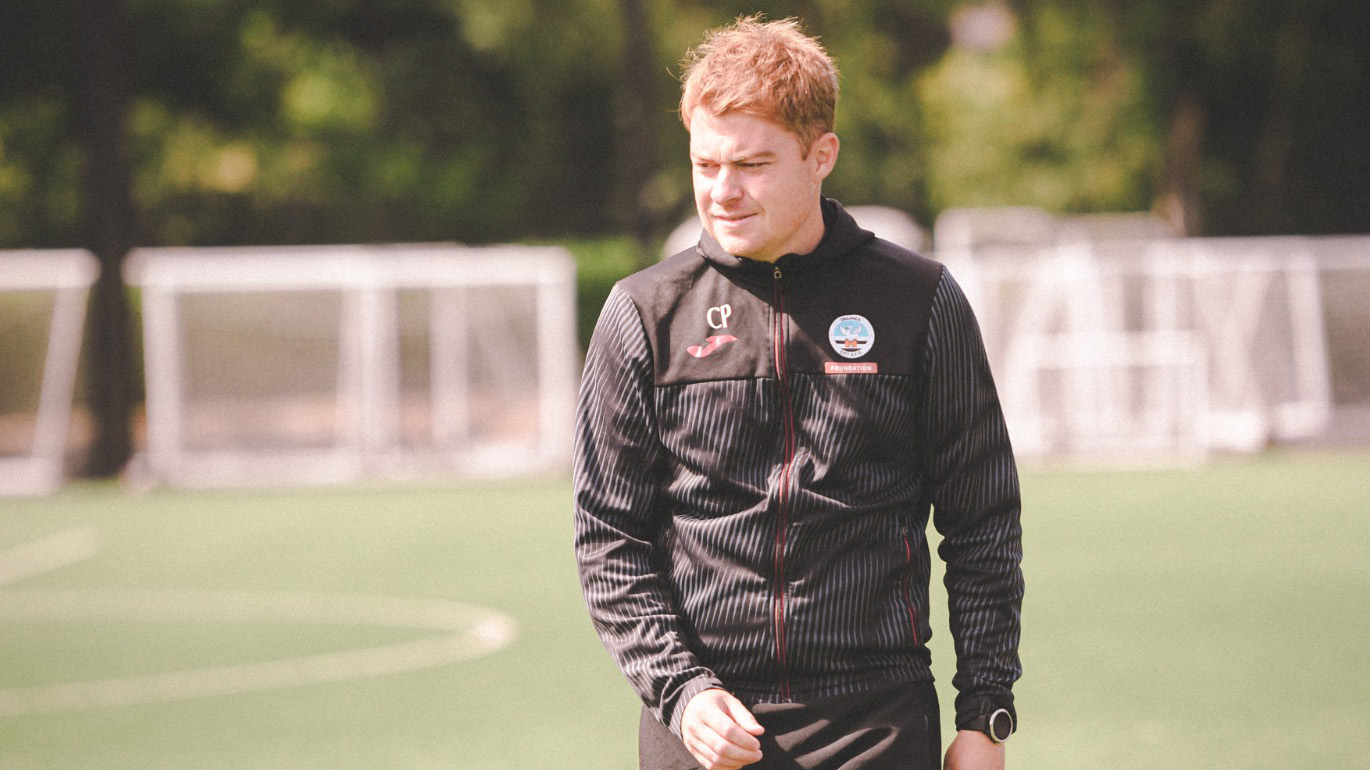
[828, 314, 874, 359]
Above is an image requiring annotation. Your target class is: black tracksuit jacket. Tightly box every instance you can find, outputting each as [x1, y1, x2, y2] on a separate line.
[574, 199, 1023, 737]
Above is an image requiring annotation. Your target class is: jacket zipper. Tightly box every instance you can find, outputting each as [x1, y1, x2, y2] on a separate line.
[772, 265, 795, 700]
[900, 525, 921, 646]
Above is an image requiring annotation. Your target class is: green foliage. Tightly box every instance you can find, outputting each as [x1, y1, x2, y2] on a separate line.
[811, 2, 949, 222]
[0, 0, 1366, 252]
[4, 0, 635, 248]
[916, 5, 1157, 214]
[0, 100, 83, 248]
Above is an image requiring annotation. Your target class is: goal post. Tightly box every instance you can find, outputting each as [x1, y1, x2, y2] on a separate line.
[0, 250, 98, 496]
[932, 209, 1352, 463]
[126, 244, 577, 487]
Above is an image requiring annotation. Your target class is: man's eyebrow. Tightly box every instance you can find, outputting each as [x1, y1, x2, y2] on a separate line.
[691, 150, 778, 163]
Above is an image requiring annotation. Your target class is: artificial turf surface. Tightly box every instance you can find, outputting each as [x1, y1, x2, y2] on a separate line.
[0, 450, 1365, 769]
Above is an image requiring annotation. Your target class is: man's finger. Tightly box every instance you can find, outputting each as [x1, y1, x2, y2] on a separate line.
[683, 727, 760, 770]
[685, 734, 761, 770]
[692, 714, 762, 758]
[702, 709, 761, 752]
[719, 693, 765, 736]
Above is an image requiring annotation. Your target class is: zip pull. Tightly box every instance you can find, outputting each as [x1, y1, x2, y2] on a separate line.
[773, 266, 782, 281]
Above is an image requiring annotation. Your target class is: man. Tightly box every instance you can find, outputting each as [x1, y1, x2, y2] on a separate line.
[574, 16, 1023, 770]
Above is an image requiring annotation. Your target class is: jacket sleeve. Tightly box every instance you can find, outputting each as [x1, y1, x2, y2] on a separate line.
[573, 284, 723, 736]
[919, 269, 1025, 731]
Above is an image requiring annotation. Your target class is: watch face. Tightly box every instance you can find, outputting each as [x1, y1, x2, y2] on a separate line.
[988, 709, 1014, 743]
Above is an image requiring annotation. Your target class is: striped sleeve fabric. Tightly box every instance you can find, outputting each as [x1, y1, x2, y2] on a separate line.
[919, 270, 1025, 728]
[573, 284, 723, 736]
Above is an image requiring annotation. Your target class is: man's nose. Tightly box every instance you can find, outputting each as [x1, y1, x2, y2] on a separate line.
[712, 166, 743, 204]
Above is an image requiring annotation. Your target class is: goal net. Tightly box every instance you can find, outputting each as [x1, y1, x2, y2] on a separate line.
[126, 244, 577, 487]
[935, 209, 1359, 463]
[0, 250, 97, 495]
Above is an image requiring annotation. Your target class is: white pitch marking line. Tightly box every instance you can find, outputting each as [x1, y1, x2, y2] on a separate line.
[0, 528, 98, 587]
[0, 589, 517, 717]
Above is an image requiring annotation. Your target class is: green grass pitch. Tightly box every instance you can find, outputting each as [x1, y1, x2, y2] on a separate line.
[0, 450, 1366, 769]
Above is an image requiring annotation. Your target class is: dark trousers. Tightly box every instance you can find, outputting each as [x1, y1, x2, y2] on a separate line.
[639, 682, 941, 770]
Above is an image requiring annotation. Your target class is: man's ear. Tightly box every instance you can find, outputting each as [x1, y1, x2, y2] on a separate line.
[810, 132, 840, 181]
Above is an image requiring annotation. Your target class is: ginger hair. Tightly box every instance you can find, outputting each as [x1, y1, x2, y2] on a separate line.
[679, 16, 839, 152]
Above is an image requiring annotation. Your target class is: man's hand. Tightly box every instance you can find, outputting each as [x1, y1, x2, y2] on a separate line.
[944, 730, 1005, 770]
[679, 688, 765, 770]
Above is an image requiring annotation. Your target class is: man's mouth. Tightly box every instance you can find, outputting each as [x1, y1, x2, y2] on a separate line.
[714, 213, 755, 225]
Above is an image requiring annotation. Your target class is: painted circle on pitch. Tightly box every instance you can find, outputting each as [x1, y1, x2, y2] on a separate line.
[0, 589, 516, 716]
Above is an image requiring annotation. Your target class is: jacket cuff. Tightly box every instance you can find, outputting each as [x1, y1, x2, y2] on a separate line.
[666, 675, 725, 738]
[953, 693, 1017, 733]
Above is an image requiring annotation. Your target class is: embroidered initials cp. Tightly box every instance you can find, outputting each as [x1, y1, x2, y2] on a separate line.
[707, 304, 732, 330]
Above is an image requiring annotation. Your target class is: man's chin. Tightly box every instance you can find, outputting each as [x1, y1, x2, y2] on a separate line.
[711, 232, 764, 259]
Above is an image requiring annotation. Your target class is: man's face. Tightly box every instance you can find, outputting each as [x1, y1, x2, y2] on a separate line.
[689, 109, 838, 263]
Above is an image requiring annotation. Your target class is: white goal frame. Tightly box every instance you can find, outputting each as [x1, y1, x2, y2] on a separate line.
[127, 244, 578, 487]
[0, 250, 98, 495]
[934, 208, 1349, 463]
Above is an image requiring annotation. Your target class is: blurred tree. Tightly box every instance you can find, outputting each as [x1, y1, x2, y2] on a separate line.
[3, 0, 1367, 250]
[807, 0, 954, 225]
[916, 2, 1157, 216]
[1008, 0, 1370, 235]
[120, 0, 626, 245]
[0, 2, 84, 249]
[617, 0, 662, 262]
[79, 0, 138, 476]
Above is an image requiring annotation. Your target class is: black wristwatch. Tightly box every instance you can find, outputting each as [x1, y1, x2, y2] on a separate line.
[963, 708, 1014, 744]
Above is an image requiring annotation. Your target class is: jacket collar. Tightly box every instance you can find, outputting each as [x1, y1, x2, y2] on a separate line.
[696, 198, 876, 282]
